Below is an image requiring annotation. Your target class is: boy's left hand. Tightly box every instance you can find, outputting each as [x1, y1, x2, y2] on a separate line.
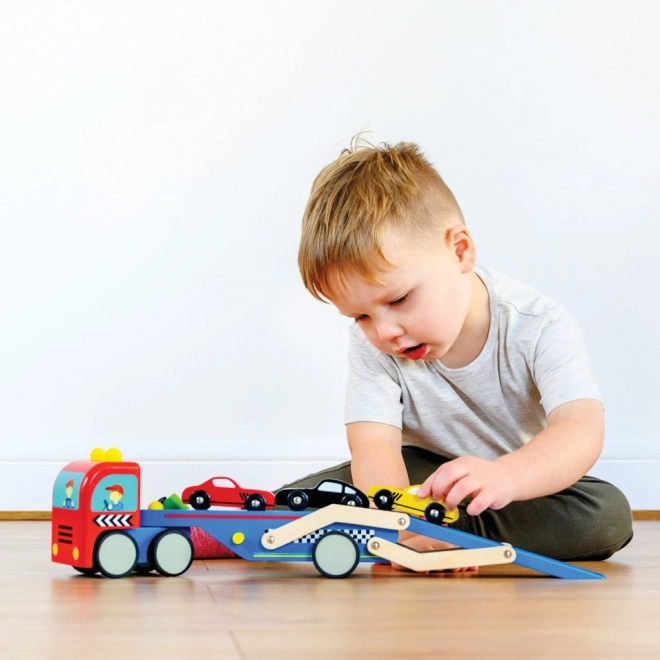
[416, 456, 514, 516]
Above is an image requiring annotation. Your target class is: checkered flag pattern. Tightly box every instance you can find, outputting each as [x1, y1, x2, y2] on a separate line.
[266, 528, 375, 544]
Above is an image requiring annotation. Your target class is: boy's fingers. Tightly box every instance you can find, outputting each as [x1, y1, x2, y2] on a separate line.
[416, 483, 430, 498]
[465, 491, 493, 516]
[419, 461, 472, 501]
[430, 481, 452, 502]
[445, 477, 477, 511]
[429, 471, 459, 500]
[417, 473, 439, 498]
[419, 463, 456, 498]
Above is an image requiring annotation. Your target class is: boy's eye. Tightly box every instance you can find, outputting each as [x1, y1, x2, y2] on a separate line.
[354, 293, 408, 321]
[390, 293, 409, 306]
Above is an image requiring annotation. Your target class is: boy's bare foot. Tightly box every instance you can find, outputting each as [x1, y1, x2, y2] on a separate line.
[395, 532, 479, 574]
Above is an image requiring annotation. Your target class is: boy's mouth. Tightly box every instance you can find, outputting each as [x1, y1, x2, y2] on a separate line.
[402, 343, 427, 360]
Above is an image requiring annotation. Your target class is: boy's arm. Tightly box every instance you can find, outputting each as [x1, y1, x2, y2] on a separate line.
[417, 398, 604, 516]
[348, 420, 474, 572]
[347, 421, 409, 495]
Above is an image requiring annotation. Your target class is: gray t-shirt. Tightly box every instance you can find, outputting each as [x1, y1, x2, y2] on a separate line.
[345, 266, 601, 460]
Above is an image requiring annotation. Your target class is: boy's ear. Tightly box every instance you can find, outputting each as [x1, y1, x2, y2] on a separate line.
[447, 225, 476, 272]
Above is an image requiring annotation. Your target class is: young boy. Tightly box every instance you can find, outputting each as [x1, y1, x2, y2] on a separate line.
[282, 140, 633, 563]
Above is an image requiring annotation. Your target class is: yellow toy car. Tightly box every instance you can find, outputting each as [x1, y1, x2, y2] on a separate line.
[368, 485, 460, 524]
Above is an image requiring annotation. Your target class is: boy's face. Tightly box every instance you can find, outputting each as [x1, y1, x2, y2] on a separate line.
[327, 226, 485, 365]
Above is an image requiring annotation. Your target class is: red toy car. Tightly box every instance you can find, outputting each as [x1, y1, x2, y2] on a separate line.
[181, 477, 275, 511]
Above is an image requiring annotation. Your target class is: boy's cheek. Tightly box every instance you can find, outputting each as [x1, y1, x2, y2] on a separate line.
[368, 336, 393, 354]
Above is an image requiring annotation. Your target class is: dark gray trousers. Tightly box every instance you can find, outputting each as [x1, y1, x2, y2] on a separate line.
[277, 446, 634, 561]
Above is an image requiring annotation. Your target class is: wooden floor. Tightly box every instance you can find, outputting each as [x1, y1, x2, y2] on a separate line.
[1, 521, 659, 659]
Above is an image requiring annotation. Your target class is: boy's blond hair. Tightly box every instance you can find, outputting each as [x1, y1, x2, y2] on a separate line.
[299, 140, 464, 302]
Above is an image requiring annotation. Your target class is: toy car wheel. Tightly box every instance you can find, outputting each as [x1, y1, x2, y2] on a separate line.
[189, 490, 212, 510]
[312, 531, 360, 578]
[148, 530, 194, 577]
[287, 490, 309, 511]
[95, 531, 139, 578]
[245, 493, 267, 511]
[341, 494, 361, 507]
[424, 502, 446, 524]
[373, 489, 394, 510]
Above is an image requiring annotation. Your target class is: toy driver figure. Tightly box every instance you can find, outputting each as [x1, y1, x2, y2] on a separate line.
[103, 484, 125, 511]
[63, 479, 75, 509]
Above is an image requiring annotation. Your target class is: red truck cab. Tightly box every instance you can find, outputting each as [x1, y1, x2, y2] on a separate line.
[51, 453, 140, 573]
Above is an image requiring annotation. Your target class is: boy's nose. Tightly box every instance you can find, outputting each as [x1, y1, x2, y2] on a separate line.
[376, 321, 404, 343]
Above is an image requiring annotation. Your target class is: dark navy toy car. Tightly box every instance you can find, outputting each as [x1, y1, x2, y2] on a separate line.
[275, 479, 369, 511]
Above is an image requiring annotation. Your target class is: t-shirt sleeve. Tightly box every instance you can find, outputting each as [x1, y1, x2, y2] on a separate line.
[344, 324, 404, 428]
[533, 306, 602, 415]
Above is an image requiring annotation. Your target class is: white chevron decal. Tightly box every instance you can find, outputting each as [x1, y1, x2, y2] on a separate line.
[94, 514, 133, 527]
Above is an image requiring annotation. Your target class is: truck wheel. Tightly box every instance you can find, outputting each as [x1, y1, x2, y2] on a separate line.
[189, 490, 211, 510]
[287, 490, 309, 511]
[424, 502, 446, 524]
[148, 531, 194, 577]
[312, 531, 360, 578]
[95, 531, 139, 578]
[245, 494, 267, 511]
[373, 489, 394, 510]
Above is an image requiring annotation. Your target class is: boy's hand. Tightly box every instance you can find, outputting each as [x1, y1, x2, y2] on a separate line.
[393, 531, 478, 573]
[416, 456, 515, 516]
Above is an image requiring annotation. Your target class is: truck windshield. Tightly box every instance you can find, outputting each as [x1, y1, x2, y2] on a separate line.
[91, 474, 138, 512]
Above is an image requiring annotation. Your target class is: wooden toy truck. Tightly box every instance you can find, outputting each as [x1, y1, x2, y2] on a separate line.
[51, 451, 604, 580]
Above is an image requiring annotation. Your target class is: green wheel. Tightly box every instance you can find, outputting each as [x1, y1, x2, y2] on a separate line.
[312, 532, 360, 579]
[95, 531, 138, 578]
[149, 531, 194, 577]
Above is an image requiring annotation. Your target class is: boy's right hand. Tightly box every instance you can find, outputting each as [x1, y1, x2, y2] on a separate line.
[394, 530, 478, 574]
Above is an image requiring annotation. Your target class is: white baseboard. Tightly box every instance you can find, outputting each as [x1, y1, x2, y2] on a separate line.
[0, 455, 658, 511]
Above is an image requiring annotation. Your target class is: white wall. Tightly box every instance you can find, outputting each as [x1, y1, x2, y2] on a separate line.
[1, 1, 658, 510]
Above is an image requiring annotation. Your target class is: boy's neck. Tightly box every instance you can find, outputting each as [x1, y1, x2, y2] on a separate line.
[439, 270, 490, 369]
